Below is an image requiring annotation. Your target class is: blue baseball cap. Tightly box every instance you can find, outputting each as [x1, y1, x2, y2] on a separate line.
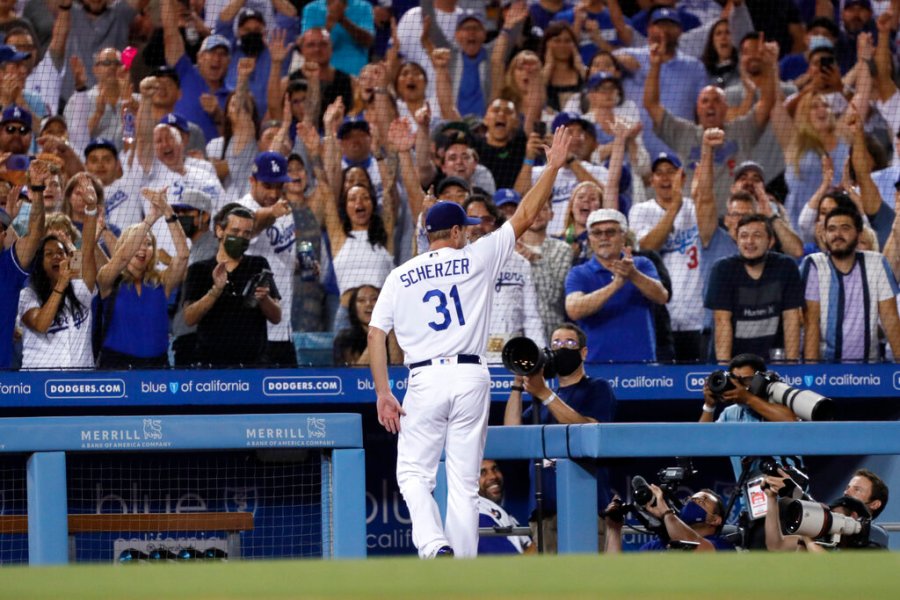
[425, 201, 480, 232]
[84, 138, 119, 159]
[337, 116, 371, 139]
[199, 34, 231, 53]
[586, 71, 621, 90]
[650, 7, 683, 28]
[159, 112, 190, 133]
[651, 152, 682, 171]
[0, 104, 32, 129]
[456, 9, 486, 30]
[252, 151, 292, 183]
[0, 44, 30, 65]
[493, 188, 521, 208]
[551, 111, 597, 138]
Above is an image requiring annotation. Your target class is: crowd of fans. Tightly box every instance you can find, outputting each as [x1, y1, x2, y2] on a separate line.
[3, 0, 900, 369]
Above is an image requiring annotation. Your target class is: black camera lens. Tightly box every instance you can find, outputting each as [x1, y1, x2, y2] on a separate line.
[631, 475, 653, 506]
[707, 370, 736, 395]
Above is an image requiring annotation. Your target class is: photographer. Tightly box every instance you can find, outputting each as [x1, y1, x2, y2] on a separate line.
[764, 468, 889, 552]
[699, 353, 797, 424]
[605, 486, 734, 553]
[182, 204, 281, 367]
[503, 323, 616, 552]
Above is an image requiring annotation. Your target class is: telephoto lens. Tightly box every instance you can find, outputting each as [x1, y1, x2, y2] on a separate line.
[706, 370, 736, 395]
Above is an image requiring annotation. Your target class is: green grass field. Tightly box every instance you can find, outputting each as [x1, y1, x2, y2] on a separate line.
[1, 553, 898, 599]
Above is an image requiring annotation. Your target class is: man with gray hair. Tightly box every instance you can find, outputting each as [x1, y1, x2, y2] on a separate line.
[565, 208, 668, 362]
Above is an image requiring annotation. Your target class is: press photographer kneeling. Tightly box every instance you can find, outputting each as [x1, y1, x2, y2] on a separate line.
[604, 475, 734, 553]
[699, 354, 798, 424]
[763, 468, 890, 551]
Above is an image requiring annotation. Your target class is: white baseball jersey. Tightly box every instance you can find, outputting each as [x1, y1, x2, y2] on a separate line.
[238, 194, 297, 342]
[628, 197, 704, 331]
[371, 221, 516, 364]
[103, 161, 145, 233]
[532, 162, 608, 237]
[486, 252, 546, 363]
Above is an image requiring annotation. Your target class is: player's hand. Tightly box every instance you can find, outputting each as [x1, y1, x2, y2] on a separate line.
[377, 392, 405, 434]
[544, 125, 573, 171]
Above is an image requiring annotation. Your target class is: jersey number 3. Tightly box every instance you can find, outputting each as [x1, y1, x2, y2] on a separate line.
[423, 285, 466, 331]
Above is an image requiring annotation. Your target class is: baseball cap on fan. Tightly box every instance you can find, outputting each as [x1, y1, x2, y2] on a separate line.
[425, 201, 480, 232]
[252, 151, 292, 183]
[586, 208, 627, 231]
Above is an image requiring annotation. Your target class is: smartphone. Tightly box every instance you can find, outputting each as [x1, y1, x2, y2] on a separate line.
[819, 55, 835, 71]
[68, 250, 83, 279]
[534, 121, 547, 138]
[4, 154, 30, 187]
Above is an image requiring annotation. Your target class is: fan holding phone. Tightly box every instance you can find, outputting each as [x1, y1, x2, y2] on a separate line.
[18, 172, 99, 370]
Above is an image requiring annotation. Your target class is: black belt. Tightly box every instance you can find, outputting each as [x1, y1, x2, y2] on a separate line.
[409, 354, 482, 370]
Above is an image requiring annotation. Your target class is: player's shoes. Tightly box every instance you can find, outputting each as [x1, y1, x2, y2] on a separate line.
[434, 546, 455, 558]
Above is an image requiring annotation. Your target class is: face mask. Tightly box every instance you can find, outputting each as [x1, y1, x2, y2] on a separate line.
[740, 252, 767, 267]
[553, 348, 583, 377]
[223, 235, 250, 259]
[178, 215, 196, 238]
[239, 32, 265, 57]
[679, 501, 709, 526]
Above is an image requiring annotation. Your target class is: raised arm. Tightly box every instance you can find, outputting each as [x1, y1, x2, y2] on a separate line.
[135, 76, 159, 173]
[875, 11, 897, 102]
[266, 29, 291, 122]
[508, 126, 573, 238]
[322, 97, 345, 202]
[639, 169, 685, 252]
[48, 0, 72, 68]
[430, 48, 461, 122]
[162, 0, 186, 67]
[695, 128, 723, 247]
[14, 160, 49, 269]
[848, 107, 884, 217]
[387, 117, 424, 220]
[642, 43, 665, 128]
[97, 192, 162, 297]
[79, 176, 99, 293]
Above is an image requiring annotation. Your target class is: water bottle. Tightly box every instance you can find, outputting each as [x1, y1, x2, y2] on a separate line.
[122, 105, 135, 146]
[297, 241, 317, 282]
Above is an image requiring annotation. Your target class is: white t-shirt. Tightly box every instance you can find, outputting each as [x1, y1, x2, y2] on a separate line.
[238, 193, 296, 342]
[371, 221, 516, 364]
[532, 162, 609, 237]
[628, 197, 703, 331]
[18, 280, 96, 370]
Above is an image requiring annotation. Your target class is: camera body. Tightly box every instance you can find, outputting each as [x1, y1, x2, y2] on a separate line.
[501, 336, 562, 379]
[242, 269, 275, 308]
[706, 369, 736, 396]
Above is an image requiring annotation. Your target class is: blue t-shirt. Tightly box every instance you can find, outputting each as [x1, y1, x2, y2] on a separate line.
[101, 281, 170, 358]
[0, 248, 30, 369]
[301, 0, 374, 76]
[522, 375, 617, 515]
[779, 53, 808, 82]
[173, 54, 233, 143]
[565, 254, 660, 362]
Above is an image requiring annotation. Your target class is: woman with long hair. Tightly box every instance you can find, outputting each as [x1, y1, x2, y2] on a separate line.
[560, 180, 604, 265]
[206, 91, 260, 201]
[701, 19, 739, 88]
[332, 284, 402, 365]
[94, 187, 189, 368]
[323, 174, 395, 331]
[19, 174, 99, 369]
[541, 22, 586, 112]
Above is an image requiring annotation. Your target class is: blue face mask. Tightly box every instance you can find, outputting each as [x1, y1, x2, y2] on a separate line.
[679, 501, 709, 526]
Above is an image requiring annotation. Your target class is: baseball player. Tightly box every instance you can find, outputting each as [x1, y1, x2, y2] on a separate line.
[367, 126, 573, 559]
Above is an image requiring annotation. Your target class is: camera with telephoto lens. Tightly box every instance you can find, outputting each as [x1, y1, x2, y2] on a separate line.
[784, 497, 872, 546]
[756, 457, 809, 500]
[501, 336, 562, 379]
[242, 269, 275, 308]
[747, 371, 835, 421]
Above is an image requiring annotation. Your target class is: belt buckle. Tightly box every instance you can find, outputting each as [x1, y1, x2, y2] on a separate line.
[437, 357, 452, 365]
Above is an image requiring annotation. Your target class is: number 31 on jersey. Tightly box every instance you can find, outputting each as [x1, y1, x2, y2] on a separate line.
[423, 285, 466, 331]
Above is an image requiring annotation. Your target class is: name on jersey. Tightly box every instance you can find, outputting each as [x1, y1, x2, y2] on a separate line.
[399, 258, 470, 288]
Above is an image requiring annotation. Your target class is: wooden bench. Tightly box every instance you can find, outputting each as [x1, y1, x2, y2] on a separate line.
[0, 512, 254, 558]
